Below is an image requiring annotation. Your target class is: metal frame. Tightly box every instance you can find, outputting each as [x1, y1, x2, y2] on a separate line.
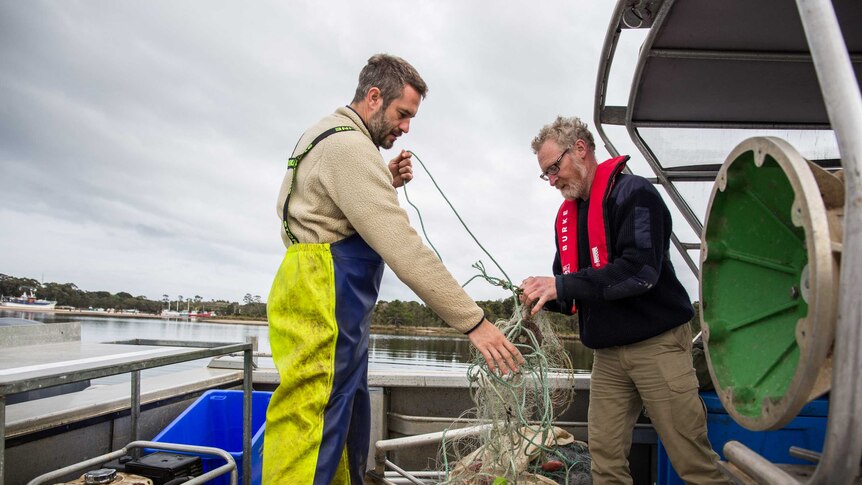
[723, 0, 862, 482]
[0, 339, 254, 485]
[593, 0, 703, 278]
[369, 423, 495, 484]
[623, 0, 704, 277]
[596, 0, 862, 482]
[26, 440, 237, 485]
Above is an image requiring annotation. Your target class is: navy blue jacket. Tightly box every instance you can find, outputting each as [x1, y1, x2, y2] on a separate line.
[545, 173, 694, 348]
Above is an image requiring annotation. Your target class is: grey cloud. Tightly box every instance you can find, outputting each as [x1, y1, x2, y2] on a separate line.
[0, 1, 697, 304]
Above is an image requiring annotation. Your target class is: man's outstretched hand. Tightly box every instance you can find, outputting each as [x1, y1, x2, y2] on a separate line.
[468, 319, 525, 374]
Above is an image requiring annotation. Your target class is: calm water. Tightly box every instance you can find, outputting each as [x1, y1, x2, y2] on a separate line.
[1, 310, 593, 384]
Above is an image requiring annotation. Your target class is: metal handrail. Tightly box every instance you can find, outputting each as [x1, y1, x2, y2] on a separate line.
[372, 423, 495, 483]
[26, 440, 237, 485]
[0, 340, 254, 485]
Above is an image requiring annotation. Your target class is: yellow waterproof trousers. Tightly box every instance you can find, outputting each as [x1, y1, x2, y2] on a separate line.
[263, 235, 384, 485]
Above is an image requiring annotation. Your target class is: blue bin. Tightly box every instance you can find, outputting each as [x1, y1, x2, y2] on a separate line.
[149, 390, 273, 485]
[657, 391, 827, 485]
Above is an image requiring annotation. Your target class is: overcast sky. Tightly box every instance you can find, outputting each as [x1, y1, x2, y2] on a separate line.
[1, 1, 695, 304]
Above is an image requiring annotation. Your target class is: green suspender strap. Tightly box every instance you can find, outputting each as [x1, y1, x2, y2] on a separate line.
[282, 126, 355, 243]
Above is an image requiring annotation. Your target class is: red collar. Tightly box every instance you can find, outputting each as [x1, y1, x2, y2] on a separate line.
[555, 155, 628, 311]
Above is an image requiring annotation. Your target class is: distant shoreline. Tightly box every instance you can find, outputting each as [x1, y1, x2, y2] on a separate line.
[6, 308, 270, 326]
[6, 308, 579, 339]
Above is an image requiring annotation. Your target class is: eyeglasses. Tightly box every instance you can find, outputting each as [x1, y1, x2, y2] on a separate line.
[539, 146, 570, 180]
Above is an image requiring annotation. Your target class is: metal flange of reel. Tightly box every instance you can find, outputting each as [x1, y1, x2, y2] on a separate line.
[700, 136, 844, 431]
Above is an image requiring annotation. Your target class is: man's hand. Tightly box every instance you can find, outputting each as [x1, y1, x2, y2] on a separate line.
[468, 319, 525, 374]
[519, 276, 557, 315]
[388, 149, 414, 188]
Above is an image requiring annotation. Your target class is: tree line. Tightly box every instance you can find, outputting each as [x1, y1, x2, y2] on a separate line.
[0, 273, 579, 333]
[0, 274, 265, 318]
[371, 298, 578, 336]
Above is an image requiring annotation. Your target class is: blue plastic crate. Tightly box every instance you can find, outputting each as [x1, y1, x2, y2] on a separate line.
[657, 391, 827, 485]
[149, 390, 273, 485]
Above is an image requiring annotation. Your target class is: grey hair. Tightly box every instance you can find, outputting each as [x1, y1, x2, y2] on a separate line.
[351, 54, 428, 109]
[531, 116, 596, 153]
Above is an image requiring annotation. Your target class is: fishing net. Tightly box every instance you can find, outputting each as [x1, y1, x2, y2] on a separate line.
[398, 153, 590, 484]
[529, 440, 592, 485]
[436, 306, 585, 484]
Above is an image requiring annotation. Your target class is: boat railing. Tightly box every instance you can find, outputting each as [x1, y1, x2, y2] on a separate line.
[0, 338, 255, 485]
[26, 440, 238, 485]
[367, 423, 495, 485]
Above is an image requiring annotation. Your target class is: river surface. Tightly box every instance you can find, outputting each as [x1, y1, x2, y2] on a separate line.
[1, 310, 593, 384]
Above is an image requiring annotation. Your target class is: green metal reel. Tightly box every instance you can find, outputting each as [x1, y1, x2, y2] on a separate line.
[700, 137, 842, 431]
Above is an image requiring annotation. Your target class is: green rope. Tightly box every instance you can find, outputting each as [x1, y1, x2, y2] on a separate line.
[404, 150, 515, 296]
[401, 180, 443, 262]
[402, 151, 575, 484]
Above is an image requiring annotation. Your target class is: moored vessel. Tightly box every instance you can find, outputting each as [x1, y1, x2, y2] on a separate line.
[0, 290, 56, 310]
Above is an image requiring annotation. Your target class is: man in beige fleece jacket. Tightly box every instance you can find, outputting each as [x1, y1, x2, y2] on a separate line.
[263, 54, 524, 484]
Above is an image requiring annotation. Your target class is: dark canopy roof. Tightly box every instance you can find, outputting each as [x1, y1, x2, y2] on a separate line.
[628, 0, 862, 129]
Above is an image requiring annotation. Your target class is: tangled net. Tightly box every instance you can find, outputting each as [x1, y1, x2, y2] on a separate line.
[398, 152, 589, 483]
[529, 440, 592, 485]
[437, 301, 580, 484]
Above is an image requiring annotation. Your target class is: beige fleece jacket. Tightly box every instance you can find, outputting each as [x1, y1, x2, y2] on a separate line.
[275, 106, 483, 333]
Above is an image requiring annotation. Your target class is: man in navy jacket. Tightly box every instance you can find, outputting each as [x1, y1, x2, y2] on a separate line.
[520, 116, 727, 484]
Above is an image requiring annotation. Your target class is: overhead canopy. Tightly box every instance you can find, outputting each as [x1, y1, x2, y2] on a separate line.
[629, 0, 862, 129]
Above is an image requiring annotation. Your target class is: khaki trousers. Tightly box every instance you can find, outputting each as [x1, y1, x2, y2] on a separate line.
[588, 324, 728, 484]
